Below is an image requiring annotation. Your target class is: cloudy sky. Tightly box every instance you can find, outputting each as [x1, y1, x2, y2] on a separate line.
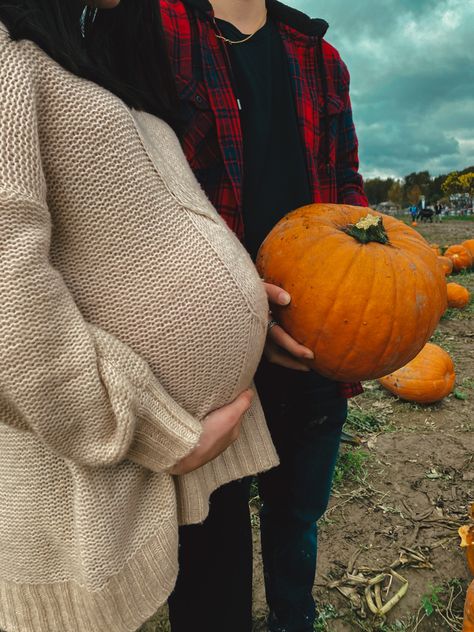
[288, 0, 474, 179]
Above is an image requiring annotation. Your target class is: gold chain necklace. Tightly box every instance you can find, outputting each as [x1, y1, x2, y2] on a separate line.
[215, 12, 268, 45]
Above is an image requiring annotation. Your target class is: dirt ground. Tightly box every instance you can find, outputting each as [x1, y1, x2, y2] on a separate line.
[141, 220, 474, 632]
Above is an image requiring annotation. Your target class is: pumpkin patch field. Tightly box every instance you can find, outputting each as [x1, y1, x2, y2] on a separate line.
[276, 219, 472, 632]
[141, 220, 473, 632]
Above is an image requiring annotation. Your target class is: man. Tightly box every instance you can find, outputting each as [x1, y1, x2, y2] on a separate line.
[161, 1, 368, 630]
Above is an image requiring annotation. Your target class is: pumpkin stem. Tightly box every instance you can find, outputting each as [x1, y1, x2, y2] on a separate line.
[344, 213, 389, 245]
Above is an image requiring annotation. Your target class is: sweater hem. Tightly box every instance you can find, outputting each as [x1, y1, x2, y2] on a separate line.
[176, 398, 279, 525]
[0, 519, 178, 632]
[178, 450, 278, 526]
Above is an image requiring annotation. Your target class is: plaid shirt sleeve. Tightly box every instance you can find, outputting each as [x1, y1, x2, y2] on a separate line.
[335, 59, 369, 208]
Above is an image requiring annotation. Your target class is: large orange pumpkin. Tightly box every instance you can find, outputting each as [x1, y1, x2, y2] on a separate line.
[438, 256, 454, 276]
[464, 580, 474, 632]
[463, 239, 474, 258]
[256, 204, 447, 381]
[445, 244, 473, 271]
[378, 343, 455, 403]
[447, 283, 471, 309]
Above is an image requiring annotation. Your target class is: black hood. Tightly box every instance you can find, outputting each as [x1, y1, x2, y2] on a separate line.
[181, 0, 329, 37]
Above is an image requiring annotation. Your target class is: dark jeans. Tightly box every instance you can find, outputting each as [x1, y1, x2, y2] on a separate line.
[168, 363, 346, 632]
[256, 361, 347, 632]
[168, 478, 253, 632]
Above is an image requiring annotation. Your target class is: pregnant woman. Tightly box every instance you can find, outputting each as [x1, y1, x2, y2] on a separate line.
[0, 1, 278, 631]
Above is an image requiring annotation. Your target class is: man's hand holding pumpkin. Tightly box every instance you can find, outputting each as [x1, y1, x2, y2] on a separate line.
[263, 282, 314, 371]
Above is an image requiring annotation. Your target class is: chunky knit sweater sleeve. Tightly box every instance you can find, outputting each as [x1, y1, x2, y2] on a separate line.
[0, 38, 202, 472]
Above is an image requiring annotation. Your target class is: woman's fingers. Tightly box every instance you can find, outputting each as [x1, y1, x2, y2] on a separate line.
[169, 390, 254, 475]
[220, 388, 254, 421]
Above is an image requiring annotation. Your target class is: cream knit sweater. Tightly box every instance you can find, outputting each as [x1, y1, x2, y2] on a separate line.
[0, 25, 278, 632]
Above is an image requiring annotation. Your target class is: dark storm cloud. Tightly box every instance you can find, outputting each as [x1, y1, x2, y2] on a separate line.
[289, 0, 474, 178]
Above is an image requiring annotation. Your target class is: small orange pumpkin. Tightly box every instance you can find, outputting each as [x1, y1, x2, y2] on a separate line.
[438, 256, 454, 276]
[463, 239, 474, 258]
[445, 244, 473, 271]
[447, 283, 471, 309]
[430, 244, 441, 256]
[257, 204, 447, 381]
[378, 343, 455, 403]
[411, 221, 418, 227]
[464, 580, 474, 632]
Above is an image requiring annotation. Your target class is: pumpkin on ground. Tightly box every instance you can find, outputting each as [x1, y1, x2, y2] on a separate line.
[462, 507, 474, 632]
[430, 244, 441, 256]
[445, 244, 473, 272]
[447, 283, 471, 309]
[256, 204, 447, 381]
[438, 256, 454, 276]
[464, 580, 474, 632]
[378, 343, 455, 404]
[463, 239, 474, 258]
[459, 524, 474, 576]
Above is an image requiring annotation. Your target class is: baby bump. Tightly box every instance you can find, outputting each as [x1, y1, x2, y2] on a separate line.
[142, 215, 268, 417]
[60, 211, 268, 420]
[143, 282, 267, 419]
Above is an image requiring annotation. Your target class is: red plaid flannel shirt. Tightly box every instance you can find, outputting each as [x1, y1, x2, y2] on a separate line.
[161, 0, 368, 397]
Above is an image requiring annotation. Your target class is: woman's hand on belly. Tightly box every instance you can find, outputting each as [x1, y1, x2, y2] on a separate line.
[264, 283, 314, 371]
[169, 389, 254, 475]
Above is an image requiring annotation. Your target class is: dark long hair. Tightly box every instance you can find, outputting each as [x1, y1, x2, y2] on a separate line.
[0, 0, 179, 129]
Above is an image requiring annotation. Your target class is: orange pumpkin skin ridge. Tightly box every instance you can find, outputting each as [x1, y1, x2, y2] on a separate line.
[438, 255, 454, 276]
[464, 580, 474, 632]
[467, 545, 474, 579]
[447, 282, 471, 309]
[459, 524, 474, 576]
[256, 204, 448, 382]
[378, 343, 455, 403]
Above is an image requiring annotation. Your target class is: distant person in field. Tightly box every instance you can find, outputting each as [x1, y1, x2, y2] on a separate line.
[159, 1, 368, 631]
[435, 203, 443, 222]
[410, 204, 419, 221]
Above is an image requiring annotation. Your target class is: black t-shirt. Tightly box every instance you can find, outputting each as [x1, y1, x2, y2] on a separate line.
[216, 18, 312, 261]
[216, 18, 335, 392]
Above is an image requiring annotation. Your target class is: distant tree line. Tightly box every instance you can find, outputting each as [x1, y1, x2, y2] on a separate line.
[365, 165, 474, 207]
